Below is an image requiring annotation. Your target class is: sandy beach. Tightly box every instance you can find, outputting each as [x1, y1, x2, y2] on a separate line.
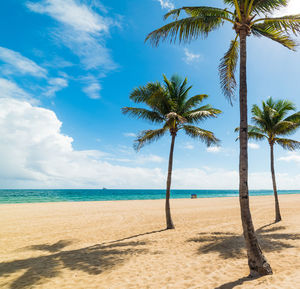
[1, 194, 300, 289]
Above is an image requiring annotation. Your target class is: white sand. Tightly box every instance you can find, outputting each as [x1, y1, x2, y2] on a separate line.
[1, 194, 300, 289]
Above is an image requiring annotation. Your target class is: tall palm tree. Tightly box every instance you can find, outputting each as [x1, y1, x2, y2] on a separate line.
[122, 74, 221, 229]
[145, 1, 300, 276]
[236, 98, 300, 222]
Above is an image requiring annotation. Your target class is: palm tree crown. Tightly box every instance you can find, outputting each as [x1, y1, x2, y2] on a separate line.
[246, 97, 300, 149]
[146, 1, 300, 102]
[122, 74, 221, 150]
[122, 74, 221, 230]
[238, 97, 300, 223]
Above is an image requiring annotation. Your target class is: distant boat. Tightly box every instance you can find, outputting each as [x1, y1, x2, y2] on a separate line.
[102, 187, 108, 190]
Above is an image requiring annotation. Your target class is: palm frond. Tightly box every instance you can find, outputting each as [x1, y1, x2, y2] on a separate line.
[222, 0, 243, 20]
[247, 125, 267, 140]
[250, 0, 288, 15]
[182, 125, 220, 146]
[219, 36, 239, 103]
[181, 94, 208, 113]
[252, 23, 297, 50]
[164, 6, 235, 21]
[284, 111, 300, 123]
[251, 104, 263, 118]
[272, 98, 296, 113]
[122, 107, 164, 123]
[184, 106, 222, 123]
[254, 15, 300, 35]
[134, 128, 168, 151]
[163, 74, 175, 96]
[145, 15, 224, 46]
[251, 102, 272, 130]
[235, 125, 266, 141]
[275, 138, 300, 151]
[273, 120, 300, 136]
[129, 82, 163, 103]
[177, 77, 192, 107]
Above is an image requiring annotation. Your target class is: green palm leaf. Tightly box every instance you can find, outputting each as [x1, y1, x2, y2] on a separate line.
[122, 107, 164, 123]
[145, 15, 224, 46]
[247, 126, 267, 140]
[273, 99, 296, 115]
[181, 94, 208, 112]
[134, 127, 168, 151]
[252, 23, 296, 50]
[182, 125, 220, 146]
[164, 6, 235, 21]
[256, 15, 300, 35]
[234, 125, 266, 141]
[129, 82, 164, 104]
[274, 120, 300, 136]
[246, 97, 300, 143]
[275, 138, 300, 150]
[219, 36, 239, 102]
[284, 111, 300, 123]
[248, 0, 288, 15]
[184, 106, 222, 123]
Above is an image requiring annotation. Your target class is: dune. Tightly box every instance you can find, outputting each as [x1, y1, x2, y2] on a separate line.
[0, 194, 300, 289]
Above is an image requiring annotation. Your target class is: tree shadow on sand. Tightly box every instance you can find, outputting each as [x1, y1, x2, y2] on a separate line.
[187, 223, 300, 259]
[187, 222, 300, 289]
[102, 228, 167, 245]
[214, 276, 260, 289]
[0, 239, 149, 289]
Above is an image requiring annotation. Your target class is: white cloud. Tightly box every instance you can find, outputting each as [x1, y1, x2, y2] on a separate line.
[156, 0, 174, 10]
[26, 0, 118, 71]
[110, 154, 164, 164]
[0, 78, 33, 102]
[123, 132, 137, 137]
[82, 75, 102, 99]
[183, 48, 202, 64]
[0, 98, 298, 189]
[136, 154, 164, 164]
[0, 46, 47, 78]
[27, 0, 108, 33]
[183, 143, 194, 150]
[171, 168, 300, 190]
[55, 28, 117, 71]
[207, 146, 221, 153]
[248, 171, 300, 190]
[279, 152, 300, 164]
[0, 46, 68, 99]
[44, 57, 74, 69]
[26, 0, 119, 99]
[248, 142, 260, 150]
[171, 168, 238, 189]
[44, 77, 68, 97]
[0, 98, 164, 188]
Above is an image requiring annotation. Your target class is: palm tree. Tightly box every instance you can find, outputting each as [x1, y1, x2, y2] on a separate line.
[236, 98, 300, 222]
[122, 74, 221, 229]
[145, 1, 300, 276]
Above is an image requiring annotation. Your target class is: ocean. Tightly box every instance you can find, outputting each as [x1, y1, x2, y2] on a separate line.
[0, 189, 299, 204]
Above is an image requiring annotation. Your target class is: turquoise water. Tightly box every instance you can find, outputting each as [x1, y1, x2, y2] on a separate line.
[0, 189, 299, 204]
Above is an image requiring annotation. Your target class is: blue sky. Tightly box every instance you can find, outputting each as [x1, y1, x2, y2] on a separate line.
[0, 0, 299, 189]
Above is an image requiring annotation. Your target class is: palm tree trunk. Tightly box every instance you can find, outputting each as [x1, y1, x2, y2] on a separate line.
[270, 143, 282, 222]
[238, 28, 272, 276]
[165, 133, 175, 229]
